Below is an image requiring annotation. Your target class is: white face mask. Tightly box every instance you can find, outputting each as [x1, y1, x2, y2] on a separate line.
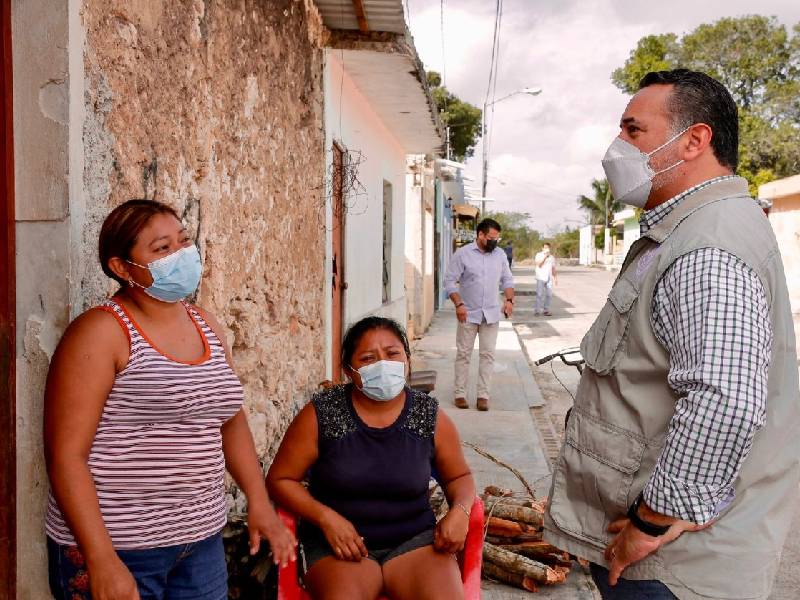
[601, 126, 691, 208]
[353, 360, 407, 402]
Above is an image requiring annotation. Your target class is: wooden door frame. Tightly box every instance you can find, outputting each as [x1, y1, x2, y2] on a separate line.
[0, 0, 16, 595]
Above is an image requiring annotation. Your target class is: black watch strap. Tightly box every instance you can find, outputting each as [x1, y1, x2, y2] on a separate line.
[627, 492, 670, 537]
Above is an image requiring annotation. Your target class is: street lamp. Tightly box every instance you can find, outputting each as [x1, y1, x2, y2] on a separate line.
[481, 86, 542, 215]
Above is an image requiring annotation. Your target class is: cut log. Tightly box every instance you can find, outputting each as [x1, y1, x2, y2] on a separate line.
[482, 493, 535, 508]
[484, 485, 515, 497]
[483, 543, 568, 585]
[482, 561, 539, 592]
[499, 544, 573, 569]
[499, 541, 563, 556]
[485, 531, 543, 545]
[487, 516, 532, 537]
[486, 504, 544, 528]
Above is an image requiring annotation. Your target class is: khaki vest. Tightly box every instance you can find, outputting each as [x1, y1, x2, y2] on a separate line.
[543, 177, 800, 600]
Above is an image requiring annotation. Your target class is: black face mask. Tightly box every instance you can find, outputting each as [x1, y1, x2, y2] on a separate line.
[484, 239, 499, 252]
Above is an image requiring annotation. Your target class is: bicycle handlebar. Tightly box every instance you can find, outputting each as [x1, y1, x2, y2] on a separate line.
[535, 348, 584, 367]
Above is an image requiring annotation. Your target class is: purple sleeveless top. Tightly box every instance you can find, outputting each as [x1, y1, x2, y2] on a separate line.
[307, 384, 438, 548]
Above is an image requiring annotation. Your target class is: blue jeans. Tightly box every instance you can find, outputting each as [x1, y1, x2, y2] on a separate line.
[48, 532, 228, 600]
[590, 564, 678, 599]
[535, 279, 552, 312]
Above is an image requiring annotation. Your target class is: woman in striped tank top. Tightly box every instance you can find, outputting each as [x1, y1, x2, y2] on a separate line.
[44, 200, 295, 600]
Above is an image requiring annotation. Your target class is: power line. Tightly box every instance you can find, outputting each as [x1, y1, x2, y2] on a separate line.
[440, 0, 446, 88]
[487, 0, 504, 161]
[484, 0, 502, 106]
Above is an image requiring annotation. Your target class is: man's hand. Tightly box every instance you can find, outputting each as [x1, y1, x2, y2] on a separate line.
[503, 299, 513, 319]
[604, 517, 711, 586]
[456, 305, 468, 323]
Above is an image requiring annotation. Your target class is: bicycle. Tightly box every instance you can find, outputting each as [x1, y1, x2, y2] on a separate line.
[533, 347, 585, 428]
[534, 347, 585, 375]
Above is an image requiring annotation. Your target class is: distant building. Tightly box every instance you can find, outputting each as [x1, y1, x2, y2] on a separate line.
[760, 175, 800, 313]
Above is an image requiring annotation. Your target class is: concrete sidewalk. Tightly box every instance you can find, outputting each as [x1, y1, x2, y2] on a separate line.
[412, 308, 599, 599]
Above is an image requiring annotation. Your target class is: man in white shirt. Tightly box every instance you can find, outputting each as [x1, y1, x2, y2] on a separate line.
[534, 243, 557, 316]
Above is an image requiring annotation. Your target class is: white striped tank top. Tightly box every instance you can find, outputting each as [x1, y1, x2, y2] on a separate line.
[45, 299, 244, 549]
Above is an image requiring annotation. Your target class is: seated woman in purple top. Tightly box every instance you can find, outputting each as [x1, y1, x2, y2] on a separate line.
[267, 316, 475, 600]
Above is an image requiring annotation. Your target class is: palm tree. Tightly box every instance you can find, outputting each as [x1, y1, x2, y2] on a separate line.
[577, 178, 621, 228]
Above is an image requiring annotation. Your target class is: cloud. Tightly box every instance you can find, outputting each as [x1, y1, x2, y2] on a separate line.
[407, 0, 800, 232]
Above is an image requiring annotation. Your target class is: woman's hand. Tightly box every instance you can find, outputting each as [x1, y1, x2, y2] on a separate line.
[247, 502, 297, 567]
[434, 506, 470, 554]
[88, 555, 141, 600]
[319, 509, 369, 562]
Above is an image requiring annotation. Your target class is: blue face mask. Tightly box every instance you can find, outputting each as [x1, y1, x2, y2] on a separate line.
[127, 245, 202, 303]
[354, 360, 407, 402]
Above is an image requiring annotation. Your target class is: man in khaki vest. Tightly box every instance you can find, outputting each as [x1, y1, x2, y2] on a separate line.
[544, 69, 800, 599]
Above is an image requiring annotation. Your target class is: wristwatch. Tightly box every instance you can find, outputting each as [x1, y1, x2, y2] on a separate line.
[456, 302, 465, 308]
[627, 492, 670, 537]
[505, 298, 513, 304]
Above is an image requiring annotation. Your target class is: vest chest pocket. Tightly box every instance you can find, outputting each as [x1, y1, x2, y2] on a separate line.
[580, 277, 639, 375]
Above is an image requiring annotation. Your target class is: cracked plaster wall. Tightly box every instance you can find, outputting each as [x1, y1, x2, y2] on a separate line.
[80, 0, 328, 513]
[12, 0, 73, 596]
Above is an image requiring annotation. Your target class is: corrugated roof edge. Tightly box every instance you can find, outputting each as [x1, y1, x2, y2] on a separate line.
[327, 29, 445, 154]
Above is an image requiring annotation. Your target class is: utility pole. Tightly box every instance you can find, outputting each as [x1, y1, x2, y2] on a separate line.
[481, 87, 541, 218]
[481, 101, 488, 216]
[446, 125, 451, 161]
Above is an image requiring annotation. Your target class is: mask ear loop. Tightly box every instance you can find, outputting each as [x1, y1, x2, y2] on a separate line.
[125, 259, 151, 291]
[646, 124, 692, 158]
[347, 364, 365, 392]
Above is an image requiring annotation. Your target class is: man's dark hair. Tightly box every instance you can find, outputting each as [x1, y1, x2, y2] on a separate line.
[639, 69, 738, 171]
[477, 218, 502, 235]
[342, 316, 411, 371]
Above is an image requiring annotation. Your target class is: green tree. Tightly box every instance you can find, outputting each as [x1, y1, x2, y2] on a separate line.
[577, 178, 621, 248]
[611, 16, 800, 195]
[547, 228, 580, 259]
[427, 71, 483, 162]
[484, 211, 542, 261]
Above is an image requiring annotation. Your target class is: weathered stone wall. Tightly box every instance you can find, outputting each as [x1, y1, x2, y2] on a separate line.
[80, 0, 328, 512]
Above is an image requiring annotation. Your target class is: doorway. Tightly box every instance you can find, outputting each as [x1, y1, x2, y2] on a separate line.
[330, 143, 345, 382]
[0, 0, 16, 595]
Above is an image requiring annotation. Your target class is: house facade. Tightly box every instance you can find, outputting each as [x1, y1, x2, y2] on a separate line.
[760, 174, 800, 313]
[1, 0, 441, 595]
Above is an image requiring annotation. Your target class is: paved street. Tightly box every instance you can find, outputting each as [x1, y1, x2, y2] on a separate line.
[412, 308, 599, 599]
[512, 264, 800, 600]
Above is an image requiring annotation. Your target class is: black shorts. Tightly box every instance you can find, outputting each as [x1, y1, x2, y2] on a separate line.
[299, 526, 435, 573]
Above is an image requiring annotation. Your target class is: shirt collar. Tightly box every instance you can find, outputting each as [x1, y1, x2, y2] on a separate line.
[639, 175, 737, 235]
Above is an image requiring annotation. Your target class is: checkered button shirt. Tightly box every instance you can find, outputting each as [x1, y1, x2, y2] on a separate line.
[639, 176, 772, 524]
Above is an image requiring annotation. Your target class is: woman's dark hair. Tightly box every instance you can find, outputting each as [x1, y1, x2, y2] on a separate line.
[639, 69, 739, 171]
[99, 199, 181, 285]
[342, 316, 411, 371]
[477, 218, 502, 235]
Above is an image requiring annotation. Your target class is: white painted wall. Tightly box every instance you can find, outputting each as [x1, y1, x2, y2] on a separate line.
[323, 51, 408, 367]
[769, 195, 800, 313]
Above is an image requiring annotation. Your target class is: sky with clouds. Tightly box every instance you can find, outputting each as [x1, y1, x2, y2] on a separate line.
[405, 0, 800, 233]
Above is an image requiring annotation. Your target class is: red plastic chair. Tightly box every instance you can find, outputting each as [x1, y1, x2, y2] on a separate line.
[277, 497, 484, 600]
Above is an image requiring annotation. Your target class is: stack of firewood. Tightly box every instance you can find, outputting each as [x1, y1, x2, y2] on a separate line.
[481, 485, 575, 593]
